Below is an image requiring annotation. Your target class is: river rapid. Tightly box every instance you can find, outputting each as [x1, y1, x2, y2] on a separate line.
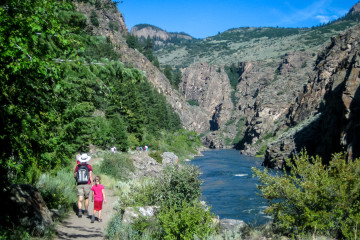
[190, 149, 271, 225]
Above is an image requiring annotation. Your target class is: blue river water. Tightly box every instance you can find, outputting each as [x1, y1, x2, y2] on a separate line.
[189, 149, 271, 225]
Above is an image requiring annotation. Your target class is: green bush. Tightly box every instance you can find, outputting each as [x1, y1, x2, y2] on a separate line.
[253, 151, 360, 239]
[187, 99, 199, 106]
[115, 177, 158, 208]
[90, 10, 99, 27]
[255, 144, 267, 157]
[154, 164, 202, 209]
[99, 153, 135, 180]
[158, 201, 217, 240]
[36, 169, 77, 212]
[149, 151, 162, 164]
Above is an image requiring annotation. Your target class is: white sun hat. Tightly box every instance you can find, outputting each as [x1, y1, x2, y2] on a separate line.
[79, 153, 91, 163]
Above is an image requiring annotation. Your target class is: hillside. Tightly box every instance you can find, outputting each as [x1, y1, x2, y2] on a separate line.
[153, 13, 360, 68]
[130, 2, 360, 165]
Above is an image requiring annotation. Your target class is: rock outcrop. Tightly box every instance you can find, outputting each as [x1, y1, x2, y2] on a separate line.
[74, 0, 128, 37]
[265, 25, 360, 167]
[161, 152, 179, 165]
[3, 184, 54, 236]
[122, 206, 159, 224]
[180, 63, 234, 130]
[131, 24, 193, 46]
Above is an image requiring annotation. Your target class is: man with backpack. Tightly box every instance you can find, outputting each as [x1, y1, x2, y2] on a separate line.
[74, 153, 93, 218]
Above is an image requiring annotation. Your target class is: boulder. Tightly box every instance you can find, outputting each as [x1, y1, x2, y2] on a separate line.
[122, 206, 159, 224]
[4, 184, 53, 236]
[162, 152, 179, 165]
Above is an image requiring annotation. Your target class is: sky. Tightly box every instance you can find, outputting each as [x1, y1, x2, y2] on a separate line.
[117, 0, 359, 39]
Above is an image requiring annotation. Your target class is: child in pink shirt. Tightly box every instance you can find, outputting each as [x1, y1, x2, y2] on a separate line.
[91, 176, 106, 223]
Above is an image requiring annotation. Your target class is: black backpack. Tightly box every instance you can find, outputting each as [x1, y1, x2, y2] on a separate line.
[76, 164, 89, 184]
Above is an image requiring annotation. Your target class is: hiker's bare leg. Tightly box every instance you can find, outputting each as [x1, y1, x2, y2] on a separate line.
[98, 210, 102, 220]
[78, 196, 83, 210]
[84, 198, 89, 211]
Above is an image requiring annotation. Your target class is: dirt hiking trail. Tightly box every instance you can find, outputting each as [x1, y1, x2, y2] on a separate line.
[55, 156, 118, 240]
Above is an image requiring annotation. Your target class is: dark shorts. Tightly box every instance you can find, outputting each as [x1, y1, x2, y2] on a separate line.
[77, 184, 91, 198]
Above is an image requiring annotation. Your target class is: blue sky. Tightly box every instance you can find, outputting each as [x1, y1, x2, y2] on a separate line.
[117, 0, 359, 39]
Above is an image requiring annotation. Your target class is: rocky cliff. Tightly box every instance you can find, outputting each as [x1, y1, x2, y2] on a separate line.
[130, 24, 193, 46]
[264, 25, 360, 168]
[75, 0, 360, 166]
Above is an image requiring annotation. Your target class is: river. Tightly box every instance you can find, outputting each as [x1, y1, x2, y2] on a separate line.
[190, 149, 271, 225]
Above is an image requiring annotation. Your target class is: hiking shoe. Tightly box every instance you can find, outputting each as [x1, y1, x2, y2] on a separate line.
[98, 219, 102, 222]
[91, 215, 95, 223]
[83, 210, 88, 217]
[78, 210, 82, 218]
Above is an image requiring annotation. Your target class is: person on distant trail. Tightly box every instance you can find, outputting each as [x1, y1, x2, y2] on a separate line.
[74, 153, 93, 218]
[91, 176, 106, 223]
[110, 146, 117, 153]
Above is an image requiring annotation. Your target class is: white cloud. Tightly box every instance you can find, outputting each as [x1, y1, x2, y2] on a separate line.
[276, 0, 345, 26]
[316, 14, 338, 24]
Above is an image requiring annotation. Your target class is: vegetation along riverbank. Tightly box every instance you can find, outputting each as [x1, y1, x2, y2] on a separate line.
[2, 0, 360, 239]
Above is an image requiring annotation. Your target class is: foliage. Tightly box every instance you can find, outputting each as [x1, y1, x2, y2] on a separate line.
[114, 177, 158, 207]
[233, 118, 246, 147]
[0, 0, 75, 184]
[158, 201, 217, 240]
[253, 151, 360, 239]
[90, 10, 99, 27]
[106, 212, 160, 240]
[36, 169, 77, 212]
[163, 65, 173, 82]
[187, 99, 200, 106]
[155, 164, 202, 209]
[149, 151, 163, 164]
[126, 34, 159, 67]
[112, 165, 213, 240]
[224, 63, 241, 90]
[105, 212, 126, 240]
[157, 129, 201, 160]
[98, 153, 135, 180]
[255, 144, 267, 157]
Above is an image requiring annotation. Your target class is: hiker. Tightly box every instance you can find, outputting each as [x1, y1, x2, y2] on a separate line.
[144, 145, 149, 151]
[76, 152, 81, 164]
[74, 153, 93, 218]
[91, 176, 106, 223]
[110, 146, 117, 153]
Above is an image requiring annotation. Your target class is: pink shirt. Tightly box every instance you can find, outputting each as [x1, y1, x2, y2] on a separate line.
[91, 184, 104, 201]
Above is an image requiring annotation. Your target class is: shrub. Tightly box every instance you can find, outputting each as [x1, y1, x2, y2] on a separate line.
[158, 201, 217, 240]
[149, 151, 162, 164]
[114, 177, 158, 207]
[255, 144, 267, 157]
[90, 10, 99, 27]
[36, 169, 77, 213]
[154, 164, 202, 209]
[99, 153, 135, 180]
[187, 99, 199, 106]
[253, 151, 360, 239]
[109, 21, 119, 32]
